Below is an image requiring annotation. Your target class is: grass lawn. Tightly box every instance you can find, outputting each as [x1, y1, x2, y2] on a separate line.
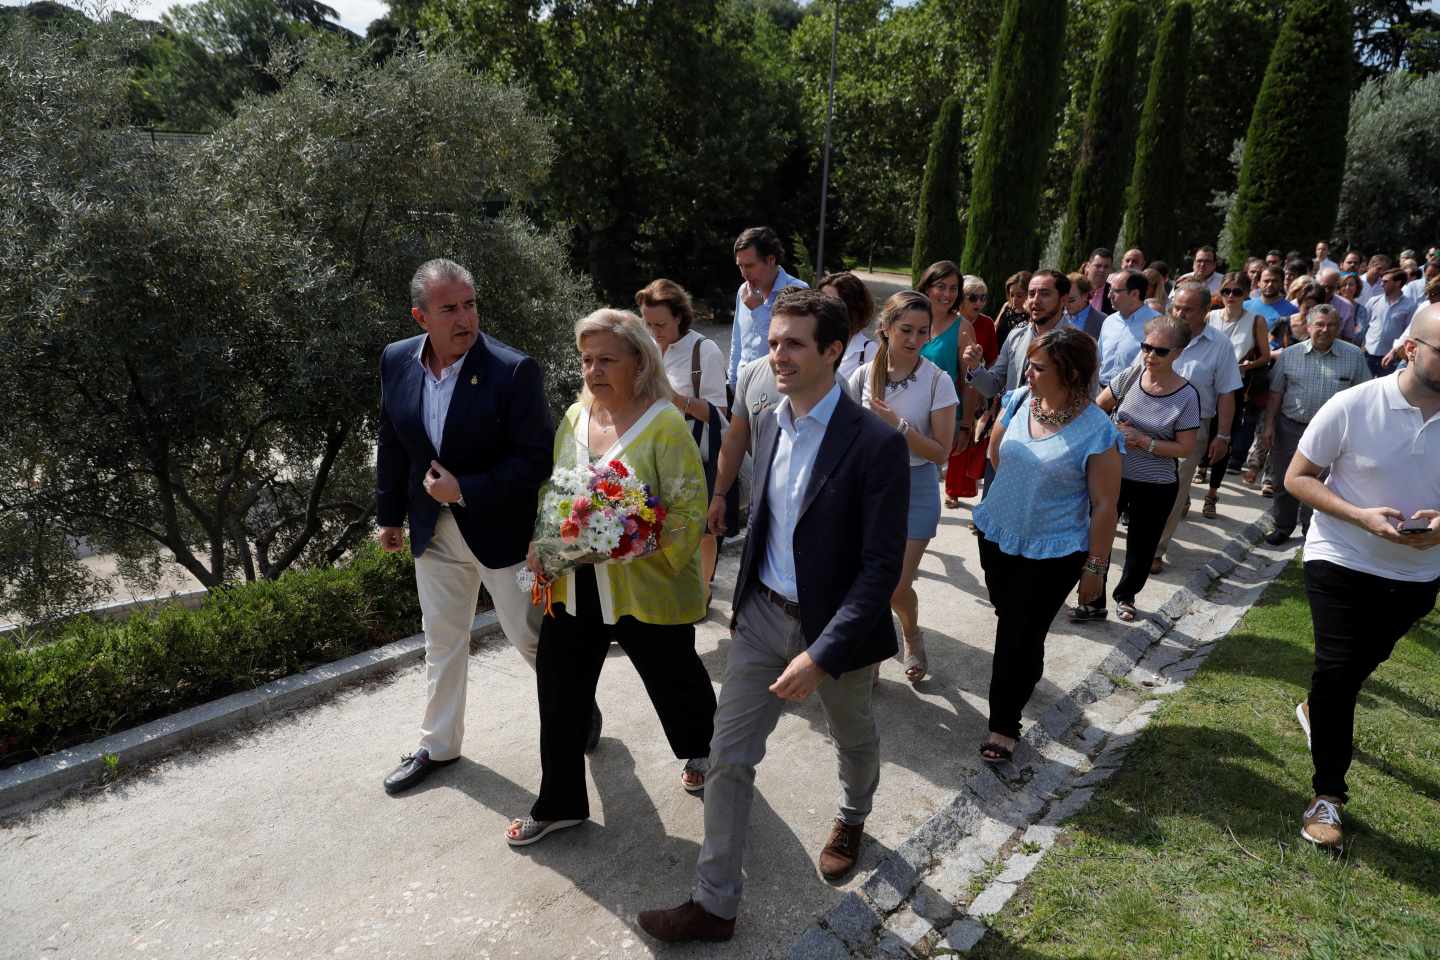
[970, 559, 1440, 959]
[842, 255, 911, 277]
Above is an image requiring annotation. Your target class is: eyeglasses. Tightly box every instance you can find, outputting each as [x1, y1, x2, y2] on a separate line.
[1139, 343, 1173, 357]
[965, 293, 988, 303]
[1412, 337, 1440, 355]
[1220, 287, 1244, 296]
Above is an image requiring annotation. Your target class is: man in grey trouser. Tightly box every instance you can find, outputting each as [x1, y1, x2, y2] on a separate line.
[639, 289, 908, 944]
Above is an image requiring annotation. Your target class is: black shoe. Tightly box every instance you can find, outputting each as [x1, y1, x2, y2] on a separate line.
[1264, 529, 1292, 546]
[384, 748, 458, 795]
[585, 702, 602, 754]
[1069, 603, 1108, 622]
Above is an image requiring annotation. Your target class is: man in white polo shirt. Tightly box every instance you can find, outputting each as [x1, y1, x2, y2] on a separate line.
[1284, 303, 1440, 851]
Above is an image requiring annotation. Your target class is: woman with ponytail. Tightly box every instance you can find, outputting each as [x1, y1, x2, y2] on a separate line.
[847, 291, 958, 684]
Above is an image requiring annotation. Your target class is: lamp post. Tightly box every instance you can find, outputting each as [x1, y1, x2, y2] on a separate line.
[815, 0, 840, 278]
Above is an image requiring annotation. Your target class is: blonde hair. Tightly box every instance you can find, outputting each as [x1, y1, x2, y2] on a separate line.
[868, 291, 932, 403]
[574, 308, 673, 407]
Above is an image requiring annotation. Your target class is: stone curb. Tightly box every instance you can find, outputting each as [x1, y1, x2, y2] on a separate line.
[789, 518, 1284, 959]
[0, 612, 505, 816]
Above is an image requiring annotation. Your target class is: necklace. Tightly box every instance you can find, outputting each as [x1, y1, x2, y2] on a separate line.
[1030, 393, 1085, 427]
[886, 357, 920, 389]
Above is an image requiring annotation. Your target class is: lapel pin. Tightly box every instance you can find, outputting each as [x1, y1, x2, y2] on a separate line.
[470, 375, 478, 386]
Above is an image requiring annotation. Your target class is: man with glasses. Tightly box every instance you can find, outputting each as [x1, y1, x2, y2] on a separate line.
[1096, 269, 1159, 386]
[1191, 246, 1222, 296]
[1364, 268, 1418, 376]
[1283, 303, 1440, 852]
[1259, 304, 1369, 546]
[1151, 283, 1242, 572]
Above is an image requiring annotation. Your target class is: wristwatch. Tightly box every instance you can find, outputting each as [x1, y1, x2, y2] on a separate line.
[898, 418, 912, 435]
[1216, 434, 1232, 443]
[1146, 437, 1157, 454]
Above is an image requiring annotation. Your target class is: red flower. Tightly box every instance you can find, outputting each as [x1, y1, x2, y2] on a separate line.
[609, 460, 629, 478]
[598, 479, 623, 499]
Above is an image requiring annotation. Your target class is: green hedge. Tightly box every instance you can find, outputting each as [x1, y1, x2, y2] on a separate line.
[0, 543, 422, 767]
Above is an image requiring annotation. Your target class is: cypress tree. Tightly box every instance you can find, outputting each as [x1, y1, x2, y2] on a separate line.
[1229, 0, 1352, 258]
[960, 0, 1068, 296]
[911, 94, 966, 286]
[1058, 3, 1143, 271]
[1123, 0, 1193, 265]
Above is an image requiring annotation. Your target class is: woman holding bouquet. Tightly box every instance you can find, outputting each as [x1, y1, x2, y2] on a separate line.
[506, 309, 716, 847]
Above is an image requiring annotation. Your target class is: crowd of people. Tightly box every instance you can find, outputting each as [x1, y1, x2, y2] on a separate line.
[373, 227, 1440, 943]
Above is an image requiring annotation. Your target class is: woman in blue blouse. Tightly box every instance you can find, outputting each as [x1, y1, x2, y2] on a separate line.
[971, 325, 1123, 763]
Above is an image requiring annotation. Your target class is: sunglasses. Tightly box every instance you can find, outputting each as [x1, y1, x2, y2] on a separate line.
[965, 293, 988, 303]
[1220, 287, 1245, 296]
[1139, 343, 1173, 357]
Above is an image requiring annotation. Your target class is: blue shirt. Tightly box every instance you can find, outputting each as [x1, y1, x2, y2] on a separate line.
[1096, 303, 1159, 386]
[972, 391, 1123, 559]
[759, 383, 842, 601]
[728, 267, 809, 383]
[1363, 293, 1418, 357]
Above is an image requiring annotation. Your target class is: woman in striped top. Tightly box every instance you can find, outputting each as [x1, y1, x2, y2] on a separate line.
[1073, 314, 1201, 622]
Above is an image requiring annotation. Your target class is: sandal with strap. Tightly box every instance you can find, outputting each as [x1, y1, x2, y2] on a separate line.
[1116, 601, 1137, 622]
[944, 496, 962, 509]
[680, 757, 708, 794]
[1202, 493, 1218, 519]
[979, 739, 1014, 763]
[506, 816, 583, 847]
[902, 631, 927, 684]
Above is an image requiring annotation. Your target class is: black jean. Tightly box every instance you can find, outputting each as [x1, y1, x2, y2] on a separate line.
[1304, 559, 1440, 803]
[1077, 477, 1178, 609]
[531, 566, 717, 821]
[979, 536, 1086, 739]
[1269, 414, 1316, 537]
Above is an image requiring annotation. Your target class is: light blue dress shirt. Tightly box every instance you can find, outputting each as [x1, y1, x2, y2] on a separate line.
[416, 337, 470, 455]
[728, 267, 809, 384]
[1096, 303, 1159, 386]
[759, 383, 842, 601]
[1363, 293, 1418, 357]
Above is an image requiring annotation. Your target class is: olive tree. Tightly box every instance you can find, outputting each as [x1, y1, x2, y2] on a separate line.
[0, 21, 590, 621]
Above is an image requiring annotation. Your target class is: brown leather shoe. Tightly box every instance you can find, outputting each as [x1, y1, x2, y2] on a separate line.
[818, 819, 865, 881]
[637, 900, 735, 943]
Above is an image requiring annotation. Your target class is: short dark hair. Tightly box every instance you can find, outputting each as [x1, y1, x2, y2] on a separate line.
[1149, 259, 1170, 279]
[1196, 245, 1216, 256]
[1285, 258, 1309, 276]
[734, 226, 784, 261]
[1266, 249, 1283, 258]
[1116, 269, 1148, 297]
[1027, 327, 1098, 400]
[1088, 247, 1113, 262]
[635, 278, 696, 335]
[816, 271, 875, 339]
[1033, 268, 1071, 296]
[1383, 267, 1408, 282]
[773, 287, 849, 371]
[1261, 264, 1284, 281]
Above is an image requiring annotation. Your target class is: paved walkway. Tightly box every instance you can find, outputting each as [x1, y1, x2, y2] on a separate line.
[1, 468, 1286, 959]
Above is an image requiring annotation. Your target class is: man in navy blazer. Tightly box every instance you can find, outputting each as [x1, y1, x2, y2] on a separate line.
[376, 258, 554, 795]
[641, 287, 909, 944]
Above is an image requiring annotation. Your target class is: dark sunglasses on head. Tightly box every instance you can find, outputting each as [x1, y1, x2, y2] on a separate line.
[1220, 287, 1245, 296]
[965, 293, 988, 303]
[1139, 343, 1173, 357]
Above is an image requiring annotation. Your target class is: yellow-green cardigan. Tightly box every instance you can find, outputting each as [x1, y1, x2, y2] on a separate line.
[552, 399, 707, 625]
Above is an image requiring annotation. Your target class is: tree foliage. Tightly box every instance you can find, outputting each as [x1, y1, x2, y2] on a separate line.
[1334, 71, 1440, 255]
[910, 95, 966, 285]
[0, 22, 589, 622]
[960, 0, 1068, 296]
[1058, 2, 1142, 271]
[1124, 1, 1192, 265]
[1229, 0, 1353, 258]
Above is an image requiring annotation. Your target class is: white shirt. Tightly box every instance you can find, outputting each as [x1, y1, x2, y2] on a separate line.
[1299, 375, 1440, 582]
[1171, 323, 1244, 418]
[1404, 277, 1428, 303]
[660, 329, 728, 416]
[1200, 272, 1223, 296]
[1316, 257, 1339, 275]
[837, 331, 879, 380]
[760, 384, 842, 602]
[1361, 275, 1385, 305]
[1207, 308, 1260, 362]
[416, 338, 469, 455]
[847, 358, 959, 467]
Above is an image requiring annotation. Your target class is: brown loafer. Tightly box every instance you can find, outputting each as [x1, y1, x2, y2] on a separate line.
[637, 899, 735, 943]
[818, 818, 865, 882]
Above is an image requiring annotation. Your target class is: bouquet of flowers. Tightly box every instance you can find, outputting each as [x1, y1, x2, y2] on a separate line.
[516, 458, 672, 613]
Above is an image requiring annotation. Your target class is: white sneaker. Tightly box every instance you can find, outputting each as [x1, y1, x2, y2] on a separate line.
[1295, 701, 1312, 749]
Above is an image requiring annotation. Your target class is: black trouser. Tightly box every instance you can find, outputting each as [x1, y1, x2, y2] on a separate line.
[531, 566, 717, 821]
[978, 536, 1086, 739]
[1268, 414, 1315, 537]
[1077, 477, 1178, 609]
[1227, 400, 1263, 473]
[1304, 560, 1440, 803]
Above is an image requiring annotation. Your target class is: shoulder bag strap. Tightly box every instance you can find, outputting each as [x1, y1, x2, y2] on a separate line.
[690, 338, 703, 399]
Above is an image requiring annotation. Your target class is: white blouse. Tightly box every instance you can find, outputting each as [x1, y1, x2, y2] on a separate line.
[660, 329, 728, 416]
[1207, 308, 1260, 363]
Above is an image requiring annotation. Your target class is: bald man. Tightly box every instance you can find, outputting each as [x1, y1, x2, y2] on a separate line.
[1283, 303, 1440, 852]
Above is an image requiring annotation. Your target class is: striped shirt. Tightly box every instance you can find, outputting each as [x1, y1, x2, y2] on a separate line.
[1111, 368, 1202, 483]
[1269, 338, 1370, 424]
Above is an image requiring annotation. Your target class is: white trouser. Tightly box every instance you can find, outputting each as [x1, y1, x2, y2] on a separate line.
[414, 509, 540, 760]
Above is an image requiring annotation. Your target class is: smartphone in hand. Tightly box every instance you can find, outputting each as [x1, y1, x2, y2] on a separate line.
[1398, 517, 1432, 534]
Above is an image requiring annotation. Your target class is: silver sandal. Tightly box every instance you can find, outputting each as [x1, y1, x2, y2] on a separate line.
[903, 630, 928, 684]
[506, 816, 583, 847]
[680, 757, 708, 794]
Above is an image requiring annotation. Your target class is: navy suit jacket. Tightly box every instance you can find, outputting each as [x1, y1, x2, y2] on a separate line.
[375, 332, 553, 566]
[732, 388, 909, 678]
